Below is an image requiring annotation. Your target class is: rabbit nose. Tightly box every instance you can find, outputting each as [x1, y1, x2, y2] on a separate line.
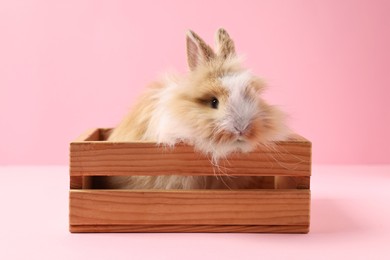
[234, 126, 246, 136]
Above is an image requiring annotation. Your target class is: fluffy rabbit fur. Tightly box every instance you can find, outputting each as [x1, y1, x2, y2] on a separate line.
[102, 28, 290, 189]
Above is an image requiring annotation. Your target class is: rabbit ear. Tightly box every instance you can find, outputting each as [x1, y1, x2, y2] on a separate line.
[186, 30, 215, 70]
[215, 28, 236, 59]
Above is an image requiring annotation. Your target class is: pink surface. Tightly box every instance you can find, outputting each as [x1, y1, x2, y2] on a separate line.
[1, 0, 390, 165]
[1, 165, 389, 259]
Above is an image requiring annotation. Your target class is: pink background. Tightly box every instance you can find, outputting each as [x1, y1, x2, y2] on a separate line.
[1, 0, 389, 165]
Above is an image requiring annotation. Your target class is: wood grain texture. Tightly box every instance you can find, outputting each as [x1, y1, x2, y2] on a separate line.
[69, 190, 310, 226]
[70, 224, 309, 233]
[70, 129, 311, 177]
[70, 176, 82, 189]
[70, 176, 93, 189]
[99, 128, 113, 141]
[275, 176, 311, 189]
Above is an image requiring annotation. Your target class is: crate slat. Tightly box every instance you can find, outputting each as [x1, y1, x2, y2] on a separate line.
[70, 135, 311, 177]
[69, 190, 310, 226]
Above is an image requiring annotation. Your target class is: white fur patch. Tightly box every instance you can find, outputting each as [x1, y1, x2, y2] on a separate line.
[143, 81, 193, 145]
[219, 70, 252, 92]
[219, 71, 259, 135]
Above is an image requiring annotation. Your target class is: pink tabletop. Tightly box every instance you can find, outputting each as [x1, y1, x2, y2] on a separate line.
[1, 165, 389, 260]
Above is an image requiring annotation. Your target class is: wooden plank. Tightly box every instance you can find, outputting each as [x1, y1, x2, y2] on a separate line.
[99, 128, 113, 141]
[69, 190, 310, 226]
[70, 224, 309, 233]
[70, 140, 311, 177]
[70, 176, 93, 189]
[70, 176, 82, 189]
[275, 176, 311, 189]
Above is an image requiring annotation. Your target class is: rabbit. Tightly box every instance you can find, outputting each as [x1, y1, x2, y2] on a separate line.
[99, 28, 291, 189]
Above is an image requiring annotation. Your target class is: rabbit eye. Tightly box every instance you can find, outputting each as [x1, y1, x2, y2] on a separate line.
[210, 98, 219, 109]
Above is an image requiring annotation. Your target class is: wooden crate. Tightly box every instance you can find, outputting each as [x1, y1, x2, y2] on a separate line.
[69, 128, 311, 233]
